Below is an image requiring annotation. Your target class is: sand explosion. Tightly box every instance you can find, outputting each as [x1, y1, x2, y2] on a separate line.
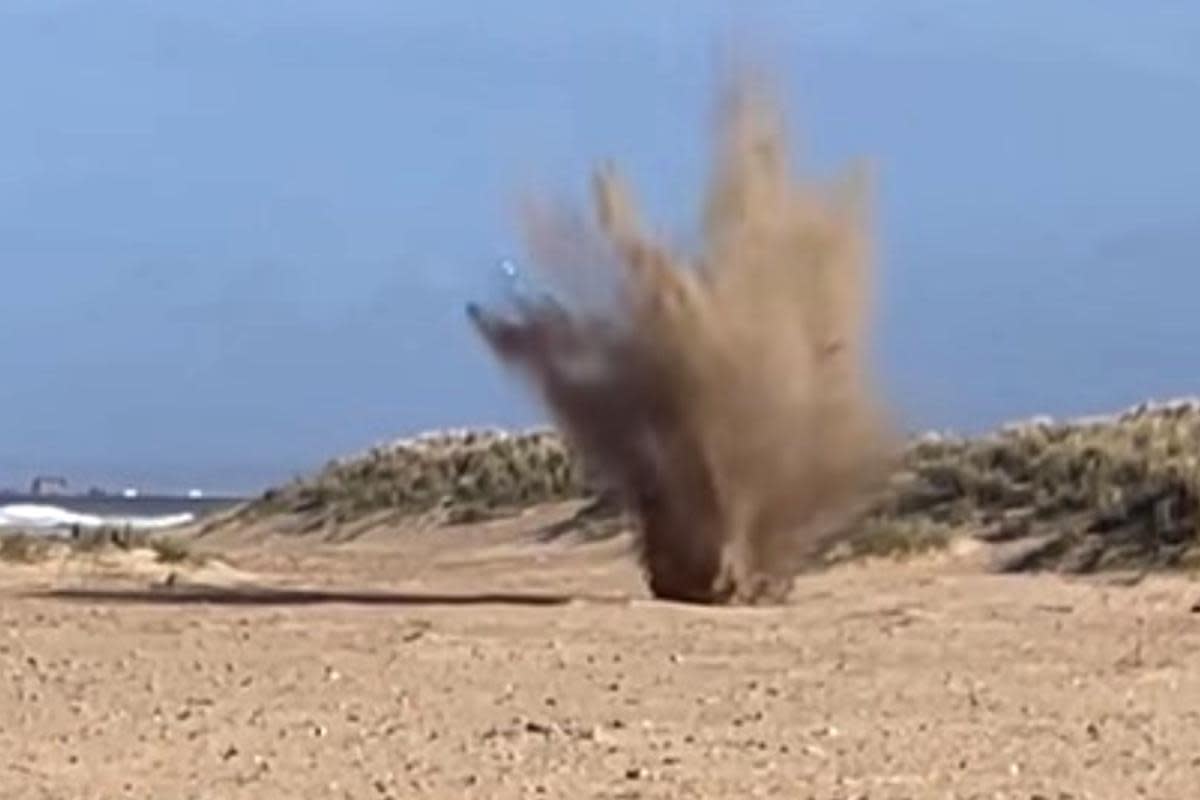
[467, 74, 895, 604]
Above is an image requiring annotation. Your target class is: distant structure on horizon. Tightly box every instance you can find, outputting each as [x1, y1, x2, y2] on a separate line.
[29, 475, 69, 496]
[3, 476, 243, 502]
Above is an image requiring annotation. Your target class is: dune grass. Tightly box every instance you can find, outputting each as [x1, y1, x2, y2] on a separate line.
[226, 400, 1200, 578]
[0, 527, 204, 566]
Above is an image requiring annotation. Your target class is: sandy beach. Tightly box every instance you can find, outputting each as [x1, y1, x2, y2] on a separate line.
[2, 502, 1198, 799]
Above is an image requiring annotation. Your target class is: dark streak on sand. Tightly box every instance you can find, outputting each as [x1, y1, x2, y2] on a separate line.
[32, 586, 575, 607]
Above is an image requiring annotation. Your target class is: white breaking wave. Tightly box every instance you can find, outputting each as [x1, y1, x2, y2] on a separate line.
[0, 503, 195, 532]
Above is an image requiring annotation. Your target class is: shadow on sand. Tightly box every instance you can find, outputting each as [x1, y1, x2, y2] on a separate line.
[29, 584, 575, 607]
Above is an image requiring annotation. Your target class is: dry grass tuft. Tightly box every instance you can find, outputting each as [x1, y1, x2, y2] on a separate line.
[847, 400, 1200, 572]
[0, 528, 206, 566]
[0, 533, 54, 564]
[238, 429, 586, 535]
[149, 535, 199, 565]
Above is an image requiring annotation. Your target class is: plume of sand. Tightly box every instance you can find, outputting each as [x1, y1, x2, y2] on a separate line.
[467, 76, 895, 604]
